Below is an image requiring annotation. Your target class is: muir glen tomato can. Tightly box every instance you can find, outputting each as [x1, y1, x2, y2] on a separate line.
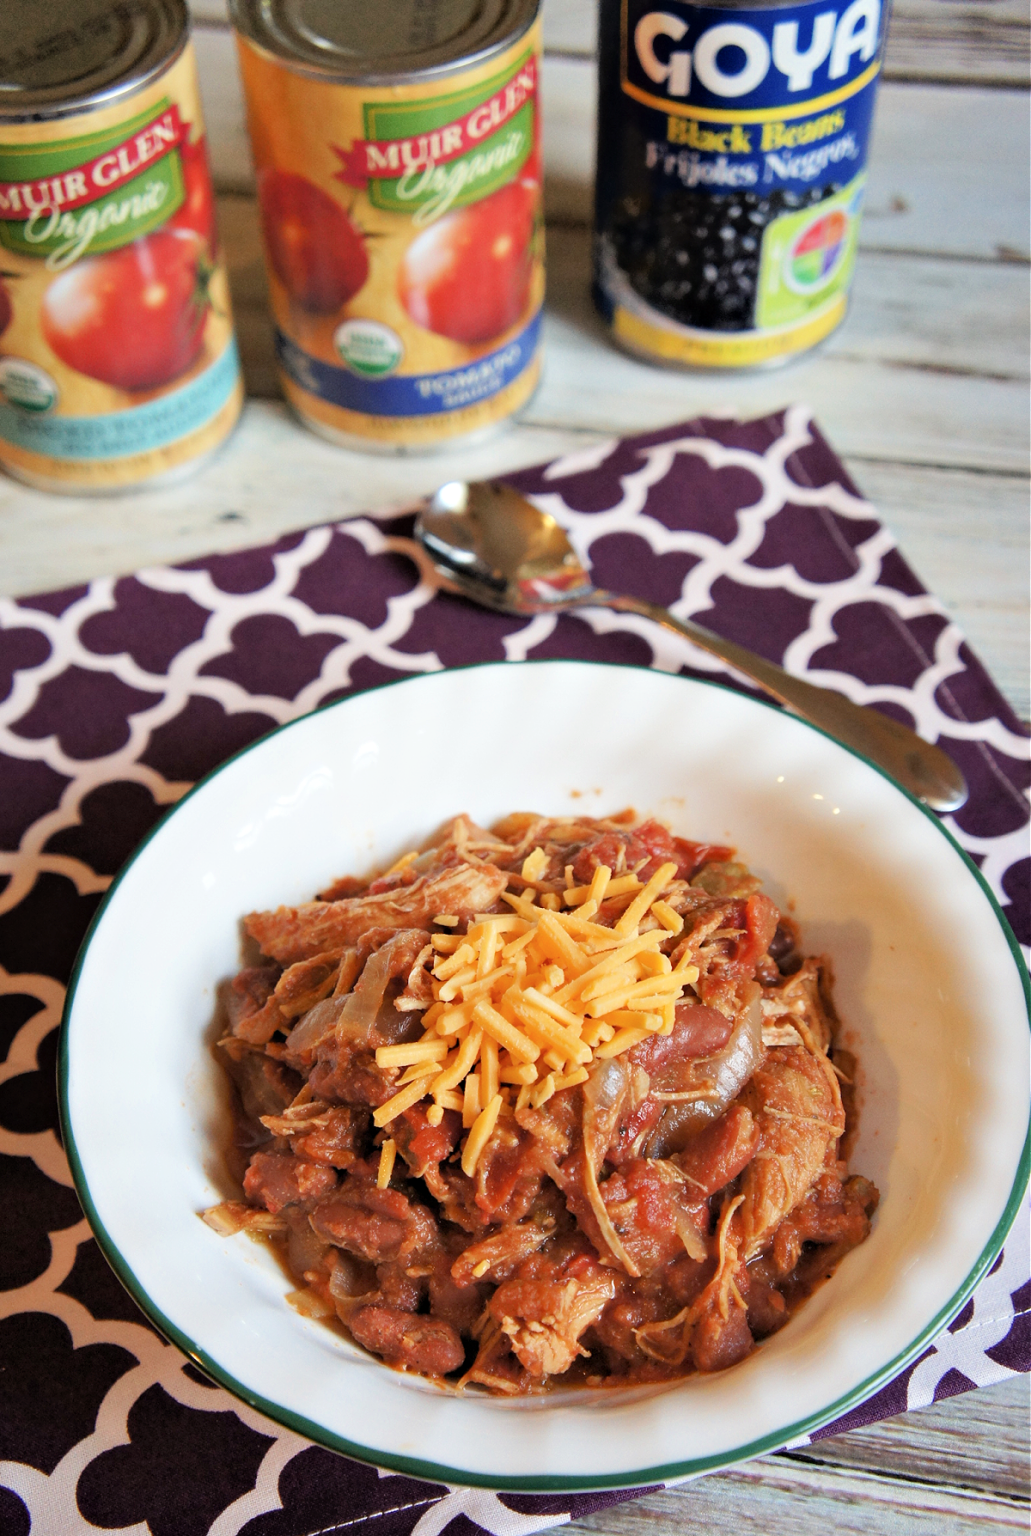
[232, 0, 543, 451]
[0, 0, 242, 492]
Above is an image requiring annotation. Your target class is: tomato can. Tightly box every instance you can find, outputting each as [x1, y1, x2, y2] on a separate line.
[594, 0, 887, 369]
[0, 0, 242, 492]
[231, 0, 543, 452]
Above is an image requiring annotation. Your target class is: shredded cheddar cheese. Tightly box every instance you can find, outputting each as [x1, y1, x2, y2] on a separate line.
[462, 1093, 503, 1175]
[376, 1138, 396, 1188]
[371, 862, 701, 1173]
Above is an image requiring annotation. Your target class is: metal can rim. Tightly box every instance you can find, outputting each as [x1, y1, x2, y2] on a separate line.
[230, 0, 540, 87]
[0, 0, 190, 123]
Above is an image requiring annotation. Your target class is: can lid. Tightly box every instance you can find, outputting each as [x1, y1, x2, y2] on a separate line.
[231, 0, 539, 82]
[0, 0, 188, 120]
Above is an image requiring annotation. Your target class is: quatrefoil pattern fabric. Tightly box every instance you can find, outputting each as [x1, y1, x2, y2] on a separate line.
[1, 408, 1027, 1536]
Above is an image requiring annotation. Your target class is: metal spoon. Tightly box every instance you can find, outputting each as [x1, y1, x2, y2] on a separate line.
[415, 479, 968, 813]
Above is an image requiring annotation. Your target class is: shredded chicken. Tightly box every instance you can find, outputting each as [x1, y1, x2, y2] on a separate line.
[246, 863, 509, 964]
[491, 1271, 617, 1378]
[737, 1044, 845, 1259]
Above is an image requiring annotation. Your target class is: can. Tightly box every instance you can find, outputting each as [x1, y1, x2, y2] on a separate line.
[231, 0, 543, 452]
[594, 0, 888, 369]
[0, 0, 242, 492]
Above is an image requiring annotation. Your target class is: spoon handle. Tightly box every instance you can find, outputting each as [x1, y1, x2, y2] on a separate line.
[594, 591, 967, 812]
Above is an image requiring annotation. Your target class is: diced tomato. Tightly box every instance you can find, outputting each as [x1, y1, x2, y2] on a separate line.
[564, 1251, 599, 1280]
[367, 865, 421, 894]
[622, 1159, 674, 1236]
[671, 837, 735, 879]
[572, 821, 735, 884]
[571, 832, 626, 883]
[400, 1105, 461, 1172]
[623, 819, 677, 874]
[729, 892, 780, 976]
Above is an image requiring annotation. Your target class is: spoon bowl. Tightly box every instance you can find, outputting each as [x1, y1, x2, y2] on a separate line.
[415, 479, 968, 814]
[419, 479, 593, 608]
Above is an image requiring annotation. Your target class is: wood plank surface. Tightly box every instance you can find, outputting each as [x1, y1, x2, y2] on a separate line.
[531, 226, 1029, 472]
[188, 0, 1031, 87]
[567, 1378, 1029, 1536]
[1, 395, 1026, 717]
[796, 1374, 1031, 1501]
[0, 398, 598, 598]
[883, 0, 1031, 86]
[834, 251, 1028, 378]
[193, 24, 253, 191]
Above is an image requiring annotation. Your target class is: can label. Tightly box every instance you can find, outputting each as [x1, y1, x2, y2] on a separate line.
[594, 0, 886, 367]
[236, 22, 544, 447]
[0, 42, 242, 490]
[0, 103, 188, 262]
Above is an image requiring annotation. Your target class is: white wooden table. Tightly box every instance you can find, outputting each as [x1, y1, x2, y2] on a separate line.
[0, 2, 1027, 1528]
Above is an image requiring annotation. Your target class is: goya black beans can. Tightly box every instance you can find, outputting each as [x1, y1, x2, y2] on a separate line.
[594, 0, 888, 368]
[0, 0, 242, 491]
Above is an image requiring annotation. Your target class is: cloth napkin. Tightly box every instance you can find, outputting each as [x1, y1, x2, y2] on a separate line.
[1, 406, 1027, 1536]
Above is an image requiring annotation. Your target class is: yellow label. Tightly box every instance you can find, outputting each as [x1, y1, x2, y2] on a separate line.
[236, 21, 544, 447]
[613, 293, 846, 368]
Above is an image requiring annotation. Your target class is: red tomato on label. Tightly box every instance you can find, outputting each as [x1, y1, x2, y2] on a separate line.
[398, 177, 537, 346]
[41, 229, 210, 391]
[169, 133, 217, 250]
[258, 171, 368, 313]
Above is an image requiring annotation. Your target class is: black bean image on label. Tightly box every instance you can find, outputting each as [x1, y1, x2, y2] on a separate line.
[610, 184, 838, 332]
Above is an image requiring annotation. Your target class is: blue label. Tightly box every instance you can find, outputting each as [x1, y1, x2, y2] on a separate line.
[276, 309, 542, 419]
[612, 0, 886, 196]
[0, 338, 240, 462]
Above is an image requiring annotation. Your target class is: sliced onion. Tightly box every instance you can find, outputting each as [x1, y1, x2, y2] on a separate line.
[643, 991, 763, 1158]
[336, 930, 426, 1039]
[675, 1212, 708, 1263]
[582, 1056, 631, 1174]
[284, 929, 427, 1067]
[576, 1056, 641, 1275]
[282, 995, 344, 1070]
[328, 1249, 376, 1303]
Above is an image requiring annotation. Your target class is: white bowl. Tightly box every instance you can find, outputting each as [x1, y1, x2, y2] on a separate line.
[59, 661, 1030, 1491]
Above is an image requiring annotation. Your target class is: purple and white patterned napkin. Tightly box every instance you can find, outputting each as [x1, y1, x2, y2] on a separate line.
[1, 406, 1027, 1536]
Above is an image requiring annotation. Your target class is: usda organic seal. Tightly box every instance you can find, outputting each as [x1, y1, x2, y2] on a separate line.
[334, 319, 405, 379]
[0, 357, 58, 413]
